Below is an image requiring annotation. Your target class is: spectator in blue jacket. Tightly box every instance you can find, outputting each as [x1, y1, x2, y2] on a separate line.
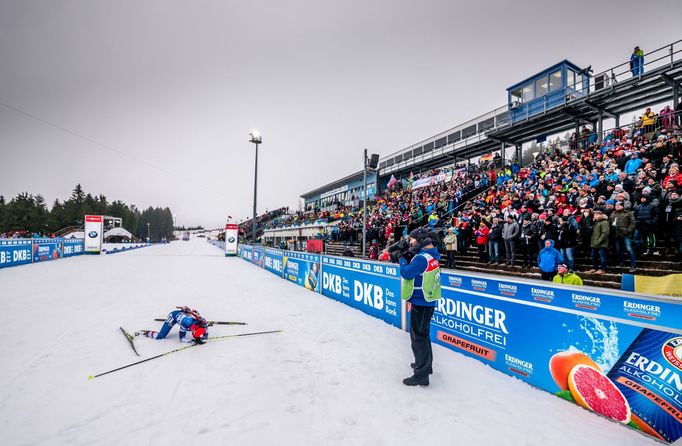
[624, 153, 643, 177]
[537, 239, 563, 281]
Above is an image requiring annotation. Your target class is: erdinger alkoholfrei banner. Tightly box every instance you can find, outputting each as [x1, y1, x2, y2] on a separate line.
[84, 215, 103, 254]
[263, 249, 284, 278]
[224, 224, 238, 256]
[282, 251, 320, 292]
[321, 256, 401, 328]
[32, 238, 62, 263]
[436, 270, 682, 443]
[0, 239, 33, 268]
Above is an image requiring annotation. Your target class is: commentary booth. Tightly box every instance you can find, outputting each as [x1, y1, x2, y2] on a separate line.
[227, 243, 682, 444]
[508, 60, 591, 124]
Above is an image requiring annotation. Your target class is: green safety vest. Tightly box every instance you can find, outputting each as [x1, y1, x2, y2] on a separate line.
[401, 252, 442, 302]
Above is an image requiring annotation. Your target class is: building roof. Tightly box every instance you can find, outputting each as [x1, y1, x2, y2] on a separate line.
[300, 170, 367, 199]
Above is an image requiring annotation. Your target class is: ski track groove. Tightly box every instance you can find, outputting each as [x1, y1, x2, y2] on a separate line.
[150, 366, 186, 445]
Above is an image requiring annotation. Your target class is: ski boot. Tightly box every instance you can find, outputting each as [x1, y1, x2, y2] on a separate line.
[135, 330, 156, 338]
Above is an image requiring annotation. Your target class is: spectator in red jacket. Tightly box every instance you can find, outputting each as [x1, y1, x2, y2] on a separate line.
[474, 221, 490, 262]
[663, 164, 682, 189]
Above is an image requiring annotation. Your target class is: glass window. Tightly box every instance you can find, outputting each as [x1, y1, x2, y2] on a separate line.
[511, 88, 523, 104]
[535, 76, 548, 97]
[522, 84, 534, 102]
[575, 73, 583, 92]
[478, 117, 495, 132]
[567, 70, 575, 89]
[447, 131, 461, 143]
[462, 124, 477, 138]
[548, 70, 562, 92]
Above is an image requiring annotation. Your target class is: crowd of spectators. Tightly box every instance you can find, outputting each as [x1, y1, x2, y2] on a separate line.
[0, 231, 56, 239]
[259, 103, 682, 283]
[411, 105, 682, 279]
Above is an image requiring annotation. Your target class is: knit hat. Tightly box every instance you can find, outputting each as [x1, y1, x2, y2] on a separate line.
[409, 228, 430, 243]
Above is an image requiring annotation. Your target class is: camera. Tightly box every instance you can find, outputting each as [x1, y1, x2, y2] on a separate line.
[388, 238, 413, 263]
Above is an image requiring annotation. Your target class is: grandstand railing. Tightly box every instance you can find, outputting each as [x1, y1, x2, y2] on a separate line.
[380, 39, 682, 176]
[568, 39, 682, 100]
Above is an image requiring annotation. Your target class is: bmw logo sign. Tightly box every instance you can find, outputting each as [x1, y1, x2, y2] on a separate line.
[88, 231, 98, 238]
[228, 237, 235, 243]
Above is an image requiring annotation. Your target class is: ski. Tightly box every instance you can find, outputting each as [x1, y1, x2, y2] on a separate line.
[153, 318, 247, 326]
[89, 329, 282, 380]
[119, 327, 140, 357]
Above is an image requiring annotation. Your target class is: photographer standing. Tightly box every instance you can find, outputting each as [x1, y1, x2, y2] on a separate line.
[399, 228, 442, 387]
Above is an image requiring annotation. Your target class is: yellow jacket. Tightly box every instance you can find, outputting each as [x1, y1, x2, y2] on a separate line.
[641, 112, 655, 127]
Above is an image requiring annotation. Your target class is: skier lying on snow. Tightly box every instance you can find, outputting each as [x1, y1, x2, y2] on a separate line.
[136, 306, 209, 344]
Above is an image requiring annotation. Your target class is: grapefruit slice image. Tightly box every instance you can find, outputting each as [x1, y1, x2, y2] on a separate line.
[549, 351, 601, 390]
[568, 364, 631, 424]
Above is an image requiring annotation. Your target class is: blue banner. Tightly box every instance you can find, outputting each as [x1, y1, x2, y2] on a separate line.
[263, 249, 284, 277]
[32, 238, 62, 263]
[62, 239, 84, 258]
[440, 271, 682, 334]
[321, 256, 401, 328]
[282, 250, 320, 292]
[434, 270, 682, 442]
[252, 247, 264, 268]
[0, 239, 33, 269]
[239, 245, 253, 262]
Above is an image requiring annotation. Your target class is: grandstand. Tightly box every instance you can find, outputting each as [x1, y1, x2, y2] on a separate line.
[248, 39, 682, 290]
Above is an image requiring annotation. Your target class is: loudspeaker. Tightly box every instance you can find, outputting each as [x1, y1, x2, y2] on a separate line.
[368, 154, 380, 169]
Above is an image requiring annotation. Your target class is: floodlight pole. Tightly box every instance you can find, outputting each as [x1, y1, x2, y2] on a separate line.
[249, 132, 262, 244]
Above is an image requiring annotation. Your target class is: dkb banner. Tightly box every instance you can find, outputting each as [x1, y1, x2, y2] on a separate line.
[435, 270, 682, 443]
[32, 238, 62, 263]
[321, 256, 401, 328]
[0, 239, 33, 269]
[62, 239, 85, 258]
[263, 249, 284, 278]
[282, 251, 320, 292]
[252, 247, 264, 268]
[239, 245, 253, 262]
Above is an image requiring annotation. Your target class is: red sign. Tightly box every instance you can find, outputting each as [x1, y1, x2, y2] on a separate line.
[307, 239, 324, 253]
[225, 224, 238, 230]
[85, 215, 103, 222]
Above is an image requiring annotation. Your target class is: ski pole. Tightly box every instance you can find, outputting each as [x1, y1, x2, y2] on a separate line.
[88, 329, 282, 380]
[154, 318, 247, 326]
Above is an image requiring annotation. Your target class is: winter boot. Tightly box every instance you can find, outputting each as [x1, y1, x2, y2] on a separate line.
[403, 375, 429, 387]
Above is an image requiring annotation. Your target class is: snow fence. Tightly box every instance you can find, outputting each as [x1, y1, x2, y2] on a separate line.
[0, 237, 84, 269]
[231, 243, 682, 444]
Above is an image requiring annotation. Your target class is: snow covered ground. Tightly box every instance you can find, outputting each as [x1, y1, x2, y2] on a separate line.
[0, 239, 658, 445]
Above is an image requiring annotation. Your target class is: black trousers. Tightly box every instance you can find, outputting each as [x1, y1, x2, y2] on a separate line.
[446, 250, 456, 268]
[410, 304, 435, 377]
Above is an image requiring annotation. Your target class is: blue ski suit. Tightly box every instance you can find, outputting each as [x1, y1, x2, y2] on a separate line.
[154, 310, 208, 342]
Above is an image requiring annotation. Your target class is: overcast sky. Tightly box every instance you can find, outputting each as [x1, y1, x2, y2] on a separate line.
[1, 1, 680, 228]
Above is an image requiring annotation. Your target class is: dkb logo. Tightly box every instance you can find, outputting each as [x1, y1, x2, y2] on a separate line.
[322, 272, 342, 294]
